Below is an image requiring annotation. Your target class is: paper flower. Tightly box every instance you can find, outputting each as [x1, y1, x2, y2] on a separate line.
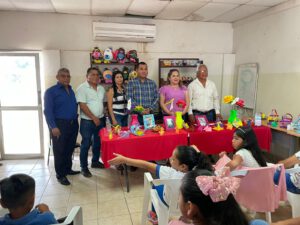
[236, 99, 245, 108]
[223, 95, 234, 104]
[176, 100, 186, 109]
[223, 95, 245, 109]
[132, 105, 144, 113]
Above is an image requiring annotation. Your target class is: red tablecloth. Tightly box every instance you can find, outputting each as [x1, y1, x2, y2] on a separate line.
[189, 126, 272, 155]
[100, 129, 188, 168]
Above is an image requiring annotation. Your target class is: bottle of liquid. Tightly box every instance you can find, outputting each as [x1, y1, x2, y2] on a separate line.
[105, 117, 112, 138]
[254, 113, 262, 126]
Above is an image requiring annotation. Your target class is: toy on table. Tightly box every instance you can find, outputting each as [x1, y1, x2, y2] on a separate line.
[103, 48, 113, 63]
[175, 100, 186, 130]
[232, 119, 243, 128]
[271, 121, 278, 127]
[152, 125, 163, 133]
[261, 113, 266, 120]
[204, 126, 212, 132]
[226, 123, 233, 130]
[159, 127, 165, 136]
[292, 116, 300, 133]
[118, 130, 130, 139]
[91, 47, 103, 64]
[112, 125, 121, 135]
[213, 122, 224, 131]
[267, 109, 279, 125]
[279, 113, 293, 128]
[130, 125, 144, 136]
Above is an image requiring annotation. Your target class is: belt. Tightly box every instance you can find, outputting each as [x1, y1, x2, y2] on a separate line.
[56, 118, 77, 124]
[192, 109, 214, 114]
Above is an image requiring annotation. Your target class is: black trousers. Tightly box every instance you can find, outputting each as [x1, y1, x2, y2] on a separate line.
[192, 109, 216, 122]
[51, 119, 79, 178]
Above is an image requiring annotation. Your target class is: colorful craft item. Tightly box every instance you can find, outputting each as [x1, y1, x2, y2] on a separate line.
[204, 126, 212, 132]
[176, 100, 186, 109]
[108, 131, 113, 140]
[103, 68, 112, 84]
[236, 99, 245, 108]
[152, 125, 163, 133]
[118, 131, 130, 139]
[133, 105, 144, 114]
[213, 122, 224, 131]
[114, 47, 126, 63]
[103, 48, 113, 63]
[91, 47, 103, 64]
[129, 114, 139, 127]
[223, 95, 234, 104]
[112, 125, 121, 135]
[261, 113, 266, 120]
[126, 50, 138, 63]
[271, 121, 278, 128]
[159, 127, 165, 136]
[183, 122, 189, 129]
[130, 125, 144, 136]
[175, 111, 184, 129]
[226, 123, 233, 130]
[129, 70, 138, 80]
[232, 119, 243, 128]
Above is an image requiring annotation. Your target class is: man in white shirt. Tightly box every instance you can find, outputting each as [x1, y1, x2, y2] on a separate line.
[76, 67, 105, 177]
[188, 64, 222, 123]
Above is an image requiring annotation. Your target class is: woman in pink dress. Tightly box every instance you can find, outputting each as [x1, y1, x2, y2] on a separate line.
[160, 69, 190, 120]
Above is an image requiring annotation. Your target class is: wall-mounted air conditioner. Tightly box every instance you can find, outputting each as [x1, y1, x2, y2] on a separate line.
[92, 22, 156, 43]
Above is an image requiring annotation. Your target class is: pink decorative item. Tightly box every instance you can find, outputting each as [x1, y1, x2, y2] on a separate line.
[129, 114, 139, 127]
[204, 126, 212, 132]
[164, 116, 176, 131]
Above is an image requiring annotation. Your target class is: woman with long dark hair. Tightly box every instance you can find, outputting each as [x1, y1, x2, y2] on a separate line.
[107, 70, 128, 126]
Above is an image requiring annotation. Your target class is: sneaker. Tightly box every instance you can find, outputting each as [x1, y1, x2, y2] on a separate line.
[147, 211, 158, 225]
[91, 161, 105, 169]
[81, 169, 92, 177]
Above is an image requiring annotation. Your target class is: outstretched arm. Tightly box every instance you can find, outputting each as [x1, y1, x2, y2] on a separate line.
[108, 153, 156, 173]
[279, 154, 300, 169]
[225, 154, 243, 171]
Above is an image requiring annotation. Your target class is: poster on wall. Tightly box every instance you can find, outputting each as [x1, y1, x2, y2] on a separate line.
[236, 63, 259, 109]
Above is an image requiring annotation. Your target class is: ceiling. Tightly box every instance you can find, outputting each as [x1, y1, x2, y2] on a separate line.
[0, 0, 289, 23]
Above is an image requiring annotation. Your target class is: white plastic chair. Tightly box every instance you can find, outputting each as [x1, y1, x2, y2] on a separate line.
[141, 172, 182, 225]
[285, 167, 300, 218]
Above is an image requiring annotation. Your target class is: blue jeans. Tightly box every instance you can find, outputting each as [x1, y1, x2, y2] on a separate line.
[274, 170, 300, 194]
[250, 219, 269, 225]
[79, 118, 105, 170]
[114, 114, 128, 127]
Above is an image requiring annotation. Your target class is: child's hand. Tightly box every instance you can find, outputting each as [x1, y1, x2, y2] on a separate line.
[191, 145, 200, 152]
[108, 153, 127, 166]
[219, 151, 227, 158]
[36, 203, 50, 213]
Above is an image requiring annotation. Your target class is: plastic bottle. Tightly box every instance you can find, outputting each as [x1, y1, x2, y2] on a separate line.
[105, 117, 112, 133]
[254, 113, 262, 126]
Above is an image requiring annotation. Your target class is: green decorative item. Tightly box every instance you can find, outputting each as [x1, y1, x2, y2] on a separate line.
[175, 111, 184, 129]
[228, 109, 238, 124]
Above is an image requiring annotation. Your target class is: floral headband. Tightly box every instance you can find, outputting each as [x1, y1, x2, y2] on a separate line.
[195, 175, 241, 203]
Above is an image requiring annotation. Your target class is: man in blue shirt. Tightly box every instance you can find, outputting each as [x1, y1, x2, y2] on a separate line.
[127, 62, 159, 124]
[44, 68, 79, 185]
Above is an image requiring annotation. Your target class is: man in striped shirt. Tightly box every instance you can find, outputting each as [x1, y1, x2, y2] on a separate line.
[127, 62, 159, 124]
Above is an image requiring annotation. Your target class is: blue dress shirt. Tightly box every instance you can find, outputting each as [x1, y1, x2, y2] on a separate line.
[44, 82, 78, 129]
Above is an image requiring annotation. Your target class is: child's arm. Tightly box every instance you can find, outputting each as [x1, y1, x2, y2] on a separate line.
[271, 217, 300, 225]
[108, 153, 157, 173]
[279, 155, 300, 169]
[225, 154, 243, 171]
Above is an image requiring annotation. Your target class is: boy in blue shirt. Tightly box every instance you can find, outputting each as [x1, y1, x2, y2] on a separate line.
[0, 174, 57, 225]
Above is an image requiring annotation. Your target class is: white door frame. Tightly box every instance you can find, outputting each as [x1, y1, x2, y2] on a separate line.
[0, 52, 44, 159]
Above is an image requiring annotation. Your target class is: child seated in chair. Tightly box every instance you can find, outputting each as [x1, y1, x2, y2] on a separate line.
[169, 169, 268, 225]
[219, 126, 267, 171]
[274, 150, 300, 194]
[0, 173, 57, 225]
[108, 145, 213, 224]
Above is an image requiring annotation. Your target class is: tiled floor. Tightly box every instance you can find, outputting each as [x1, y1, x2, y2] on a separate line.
[0, 155, 293, 225]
